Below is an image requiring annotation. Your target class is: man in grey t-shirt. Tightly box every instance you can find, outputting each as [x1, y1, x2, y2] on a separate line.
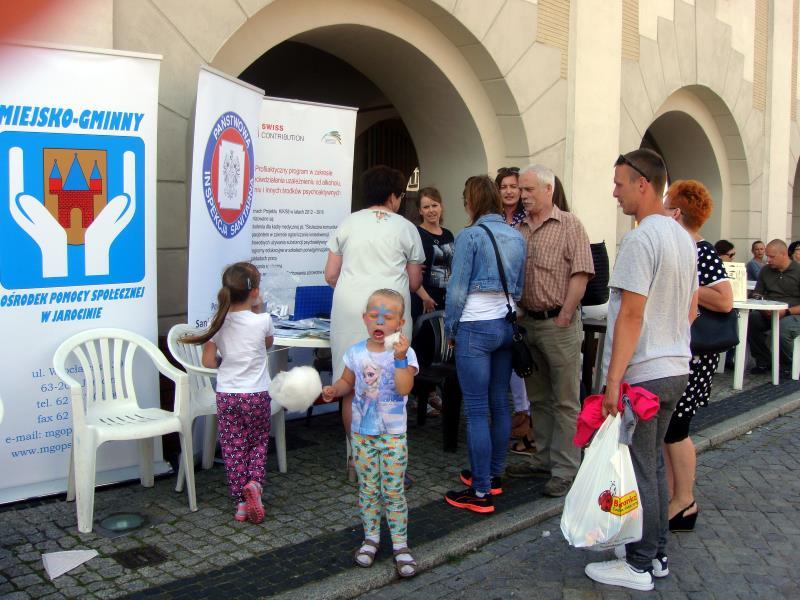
[584, 150, 698, 593]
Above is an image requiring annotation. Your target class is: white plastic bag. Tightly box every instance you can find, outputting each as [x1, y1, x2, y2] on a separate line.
[560, 413, 642, 550]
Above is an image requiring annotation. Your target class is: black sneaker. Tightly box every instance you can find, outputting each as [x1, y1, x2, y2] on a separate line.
[459, 469, 503, 495]
[444, 487, 495, 513]
[652, 554, 669, 578]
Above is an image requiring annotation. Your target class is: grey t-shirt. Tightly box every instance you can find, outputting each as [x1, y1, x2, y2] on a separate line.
[601, 214, 698, 385]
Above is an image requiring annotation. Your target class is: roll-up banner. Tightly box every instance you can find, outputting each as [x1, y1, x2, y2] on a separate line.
[0, 43, 161, 503]
[187, 67, 264, 328]
[251, 97, 357, 288]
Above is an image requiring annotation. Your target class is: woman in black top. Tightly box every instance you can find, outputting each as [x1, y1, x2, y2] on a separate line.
[412, 187, 454, 317]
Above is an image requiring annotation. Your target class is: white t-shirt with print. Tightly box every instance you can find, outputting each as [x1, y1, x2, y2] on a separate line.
[211, 311, 275, 393]
[344, 340, 419, 436]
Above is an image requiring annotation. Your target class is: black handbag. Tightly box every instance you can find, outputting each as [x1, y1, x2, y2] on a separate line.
[689, 307, 739, 354]
[478, 224, 536, 378]
[582, 241, 609, 306]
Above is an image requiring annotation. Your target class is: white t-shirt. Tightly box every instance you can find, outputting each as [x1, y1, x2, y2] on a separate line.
[211, 311, 275, 393]
[460, 292, 514, 322]
[601, 215, 698, 385]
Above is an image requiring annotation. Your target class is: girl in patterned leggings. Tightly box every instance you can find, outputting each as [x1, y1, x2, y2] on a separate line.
[183, 262, 274, 523]
[322, 289, 419, 578]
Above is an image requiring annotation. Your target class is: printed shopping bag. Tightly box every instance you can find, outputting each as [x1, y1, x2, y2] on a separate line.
[560, 413, 642, 549]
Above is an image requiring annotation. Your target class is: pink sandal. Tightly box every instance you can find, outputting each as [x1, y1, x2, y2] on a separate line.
[243, 481, 264, 524]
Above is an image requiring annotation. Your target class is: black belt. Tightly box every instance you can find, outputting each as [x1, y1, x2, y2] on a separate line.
[526, 306, 562, 320]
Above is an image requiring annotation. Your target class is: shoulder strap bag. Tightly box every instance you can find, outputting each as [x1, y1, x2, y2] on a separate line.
[478, 224, 536, 377]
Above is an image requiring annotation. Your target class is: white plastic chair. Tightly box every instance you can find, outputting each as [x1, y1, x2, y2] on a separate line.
[166, 324, 287, 491]
[0, 392, 4, 425]
[53, 328, 197, 533]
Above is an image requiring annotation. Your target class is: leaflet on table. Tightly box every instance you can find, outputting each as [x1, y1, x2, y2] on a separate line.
[273, 317, 330, 339]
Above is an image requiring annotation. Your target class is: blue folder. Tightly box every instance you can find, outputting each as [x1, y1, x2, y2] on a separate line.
[292, 285, 334, 321]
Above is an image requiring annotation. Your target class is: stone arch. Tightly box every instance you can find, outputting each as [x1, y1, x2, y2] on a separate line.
[642, 86, 749, 247]
[209, 0, 533, 227]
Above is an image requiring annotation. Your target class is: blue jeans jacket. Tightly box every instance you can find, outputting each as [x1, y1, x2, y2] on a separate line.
[444, 213, 526, 338]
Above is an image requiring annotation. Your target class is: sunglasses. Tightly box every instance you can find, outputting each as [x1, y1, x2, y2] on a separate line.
[723, 252, 736, 259]
[497, 166, 520, 175]
[616, 154, 650, 182]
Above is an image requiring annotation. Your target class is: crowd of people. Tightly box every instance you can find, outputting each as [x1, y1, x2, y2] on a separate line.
[180, 152, 795, 590]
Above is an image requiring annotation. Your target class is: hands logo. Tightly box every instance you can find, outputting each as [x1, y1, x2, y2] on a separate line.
[1, 132, 144, 289]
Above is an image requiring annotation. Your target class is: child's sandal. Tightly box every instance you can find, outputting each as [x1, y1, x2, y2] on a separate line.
[392, 547, 418, 578]
[353, 539, 379, 568]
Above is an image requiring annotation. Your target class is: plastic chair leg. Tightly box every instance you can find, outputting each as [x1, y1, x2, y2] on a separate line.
[272, 407, 287, 473]
[201, 415, 217, 470]
[793, 337, 800, 380]
[74, 436, 98, 533]
[66, 444, 76, 502]
[175, 452, 186, 493]
[179, 427, 198, 512]
[138, 439, 154, 488]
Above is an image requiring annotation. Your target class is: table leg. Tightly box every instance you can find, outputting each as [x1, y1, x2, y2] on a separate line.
[771, 310, 780, 385]
[592, 332, 606, 394]
[733, 308, 748, 390]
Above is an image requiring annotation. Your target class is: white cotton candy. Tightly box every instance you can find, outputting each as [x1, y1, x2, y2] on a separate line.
[269, 366, 323, 412]
[384, 331, 401, 351]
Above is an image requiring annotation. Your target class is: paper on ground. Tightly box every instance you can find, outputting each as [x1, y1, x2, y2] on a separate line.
[42, 550, 98, 579]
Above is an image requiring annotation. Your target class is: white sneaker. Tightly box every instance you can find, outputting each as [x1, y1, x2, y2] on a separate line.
[585, 558, 654, 591]
[613, 546, 669, 578]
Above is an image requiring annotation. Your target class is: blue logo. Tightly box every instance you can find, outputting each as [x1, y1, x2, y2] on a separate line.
[0, 131, 145, 289]
[201, 111, 254, 239]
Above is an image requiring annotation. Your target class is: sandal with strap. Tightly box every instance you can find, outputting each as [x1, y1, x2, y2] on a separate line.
[510, 435, 535, 456]
[393, 547, 418, 578]
[353, 539, 379, 568]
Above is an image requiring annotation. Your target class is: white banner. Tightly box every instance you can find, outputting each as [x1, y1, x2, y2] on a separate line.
[187, 67, 264, 327]
[0, 43, 161, 503]
[251, 97, 357, 288]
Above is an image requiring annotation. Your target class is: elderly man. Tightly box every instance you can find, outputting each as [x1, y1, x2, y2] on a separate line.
[583, 149, 697, 591]
[505, 164, 594, 498]
[747, 239, 800, 374]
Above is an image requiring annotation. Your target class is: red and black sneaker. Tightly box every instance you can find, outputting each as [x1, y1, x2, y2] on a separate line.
[459, 469, 503, 495]
[445, 487, 495, 513]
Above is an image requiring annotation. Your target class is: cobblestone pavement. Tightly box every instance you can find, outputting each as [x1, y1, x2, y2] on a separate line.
[0, 369, 793, 599]
[363, 410, 800, 600]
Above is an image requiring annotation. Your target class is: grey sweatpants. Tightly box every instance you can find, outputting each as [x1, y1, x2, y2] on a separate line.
[624, 374, 688, 572]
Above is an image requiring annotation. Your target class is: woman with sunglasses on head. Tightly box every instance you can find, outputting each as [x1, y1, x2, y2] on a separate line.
[325, 165, 426, 481]
[495, 167, 534, 455]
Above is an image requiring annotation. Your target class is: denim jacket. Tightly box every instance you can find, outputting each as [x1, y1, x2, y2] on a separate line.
[444, 213, 526, 338]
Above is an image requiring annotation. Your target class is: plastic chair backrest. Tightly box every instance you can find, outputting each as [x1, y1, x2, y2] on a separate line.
[166, 324, 217, 396]
[412, 310, 452, 364]
[53, 328, 180, 427]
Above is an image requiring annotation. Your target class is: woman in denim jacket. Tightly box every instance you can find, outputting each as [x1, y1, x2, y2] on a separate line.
[443, 175, 526, 514]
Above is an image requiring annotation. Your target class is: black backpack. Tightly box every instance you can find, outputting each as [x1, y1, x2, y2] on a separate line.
[582, 241, 610, 306]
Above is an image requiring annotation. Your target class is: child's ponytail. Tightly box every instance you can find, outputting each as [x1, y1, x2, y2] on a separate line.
[182, 262, 260, 345]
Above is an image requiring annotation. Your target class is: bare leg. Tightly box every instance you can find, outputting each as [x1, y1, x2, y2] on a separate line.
[664, 437, 698, 519]
[342, 392, 356, 481]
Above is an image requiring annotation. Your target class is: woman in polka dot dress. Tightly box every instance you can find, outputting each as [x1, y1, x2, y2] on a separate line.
[662, 180, 733, 533]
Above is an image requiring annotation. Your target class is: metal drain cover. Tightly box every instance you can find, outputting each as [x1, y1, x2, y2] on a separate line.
[111, 545, 168, 569]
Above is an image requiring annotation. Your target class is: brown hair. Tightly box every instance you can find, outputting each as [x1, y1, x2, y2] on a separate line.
[494, 168, 521, 213]
[553, 175, 570, 212]
[666, 179, 713, 231]
[182, 262, 261, 345]
[365, 288, 406, 314]
[361, 165, 406, 209]
[616, 148, 667, 197]
[416, 186, 443, 224]
[464, 175, 502, 223]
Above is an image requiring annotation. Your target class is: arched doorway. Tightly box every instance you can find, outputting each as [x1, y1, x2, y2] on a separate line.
[640, 87, 748, 245]
[212, 0, 524, 230]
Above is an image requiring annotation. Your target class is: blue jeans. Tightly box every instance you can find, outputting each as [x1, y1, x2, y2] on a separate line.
[454, 318, 514, 494]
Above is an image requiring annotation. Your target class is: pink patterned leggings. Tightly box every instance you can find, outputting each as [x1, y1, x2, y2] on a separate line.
[216, 391, 271, 504]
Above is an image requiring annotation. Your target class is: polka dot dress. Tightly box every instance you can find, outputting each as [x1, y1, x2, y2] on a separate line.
[673, 241, 729, 423]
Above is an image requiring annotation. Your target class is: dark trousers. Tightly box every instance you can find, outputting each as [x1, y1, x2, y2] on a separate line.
[747, 310, 800, 367]
[624, 375, 687, 571]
